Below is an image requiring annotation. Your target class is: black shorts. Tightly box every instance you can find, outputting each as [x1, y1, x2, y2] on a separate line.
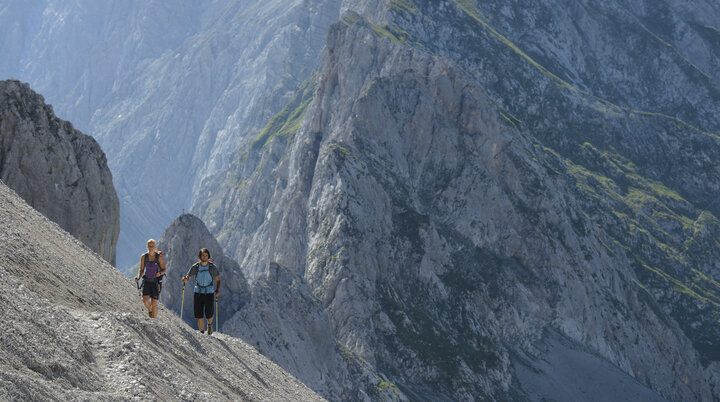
[194, 293, 214, 319]
[142, 280, 160, 299]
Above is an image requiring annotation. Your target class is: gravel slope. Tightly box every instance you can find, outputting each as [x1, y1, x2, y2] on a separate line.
[0, 181, 324, 401]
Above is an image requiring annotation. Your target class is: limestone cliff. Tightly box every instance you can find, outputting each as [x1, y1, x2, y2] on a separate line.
[0, 0, 343, 268]
[5, 0, 720, 400]
[0, 79, 119, 264]
[193, 2, 720, 400]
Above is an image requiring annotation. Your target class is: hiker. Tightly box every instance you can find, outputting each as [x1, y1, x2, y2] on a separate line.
[182, 248, 221, 334]
[135, 238, 166, 318]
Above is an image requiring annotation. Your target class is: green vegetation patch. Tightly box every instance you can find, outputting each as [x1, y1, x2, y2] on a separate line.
[251, 77, 316, 150]
[559, 146, 693, 230]
[341, 10, 410, 45]
[640, 262, 720, 307]
[341, 11, 363, 26]
[377, 380, 400, 398]
[538, 144, 720, 332]
[692, 269, 720, 292]
[328, 143, 352, 157]
[369, 22, 409, 45]
[454, 0, 481, 18]
[327, 143, 357, 165]
[389, 0, 418, 14]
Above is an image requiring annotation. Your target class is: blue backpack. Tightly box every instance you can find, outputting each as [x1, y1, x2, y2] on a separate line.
[194, 262, 216, 294]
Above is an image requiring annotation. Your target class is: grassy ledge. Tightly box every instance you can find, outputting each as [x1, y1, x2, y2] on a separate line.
[451, 1, 719, 140]
[250, 77, 317, 150]
[389, 0, 418, 14]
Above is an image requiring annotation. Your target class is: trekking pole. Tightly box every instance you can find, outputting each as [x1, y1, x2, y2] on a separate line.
[136, 279, 143, 316]
[180, 282, 186, 321]
[215, 295, 219, 333]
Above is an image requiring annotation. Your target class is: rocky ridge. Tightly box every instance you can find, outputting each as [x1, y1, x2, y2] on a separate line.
[193, 2, 720, 400]
[396, 0, 720, 371]
[158, 213, 387, 400]
[0, 79, 119, 265]
[0, 180, 323, 401]
[0, 0, 439, 269]
[0, 0, 344, 268]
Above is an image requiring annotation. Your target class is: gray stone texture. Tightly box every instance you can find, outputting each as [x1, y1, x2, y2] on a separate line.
[193, 3, 720, 400]
[0, 179, 324, 401]
[157, 213, 250, 329]
[0, 79, 119, 264]
[3, 1, 720, 400]
[0, 0, 344, 268]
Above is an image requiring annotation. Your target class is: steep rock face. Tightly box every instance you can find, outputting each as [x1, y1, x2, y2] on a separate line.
[157, 213, 249, 327]
[0, 79, 119, 264]
[0, 180, 323, 401]
[224, 262, 358, 400]
[156, 213, 376, 400]
[0, 0, 415, 269]
[0, 0, 342, 268]
[195, 6, 720, 401]
[394, 0, 720, 374]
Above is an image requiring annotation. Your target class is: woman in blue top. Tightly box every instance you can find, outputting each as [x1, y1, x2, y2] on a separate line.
[135, 238, 166, 318]
[182, 248, 221, 334]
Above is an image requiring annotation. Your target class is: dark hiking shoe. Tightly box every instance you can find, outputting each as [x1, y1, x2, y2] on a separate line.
[207, 323, 213, 335]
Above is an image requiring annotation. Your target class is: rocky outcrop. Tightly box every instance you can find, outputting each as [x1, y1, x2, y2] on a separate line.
[0, 180, 323, 401]
[157, 213, 249, 327]
[0, 0, 345, 268]
[0, 0, 430, 269]
[0, 79, 119, 264]
[399, 0, 720, 384]
[157, 214, 362, 400]
[224, 262, 358, 400]
[193, 4, 720, 400]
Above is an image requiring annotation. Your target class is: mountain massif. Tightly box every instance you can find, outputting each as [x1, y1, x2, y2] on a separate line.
[192, 1, 720, 400]
[2, 0, 720, 401]
[0, 0, 344, 268]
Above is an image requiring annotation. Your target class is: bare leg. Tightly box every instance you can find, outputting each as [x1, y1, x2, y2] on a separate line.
[198, 317, 205, 331]
[142, 296, 152, 314]
[151, 299, 159, 318]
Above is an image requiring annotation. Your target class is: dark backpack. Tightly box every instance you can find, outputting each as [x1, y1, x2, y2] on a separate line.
[142, 251, 164, 284]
